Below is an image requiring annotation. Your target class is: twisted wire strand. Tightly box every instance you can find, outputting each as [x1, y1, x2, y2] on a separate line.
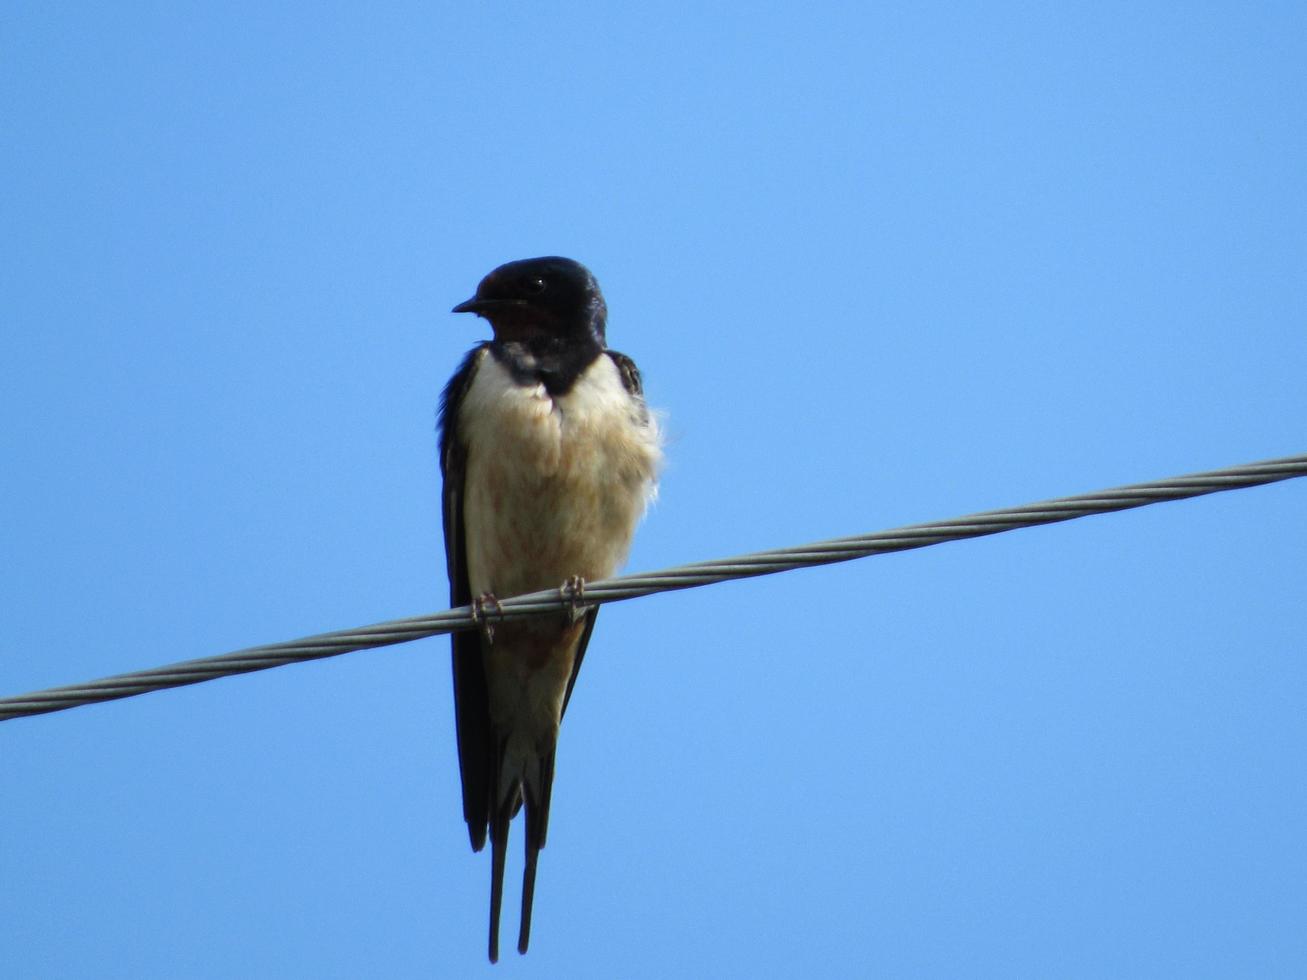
[2, 452, 1304, 723]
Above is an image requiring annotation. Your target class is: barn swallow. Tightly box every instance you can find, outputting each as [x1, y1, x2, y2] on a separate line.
[439, 257, 662, 961]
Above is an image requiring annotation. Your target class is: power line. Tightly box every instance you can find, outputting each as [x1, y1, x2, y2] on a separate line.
[2, 452, 1304, 723]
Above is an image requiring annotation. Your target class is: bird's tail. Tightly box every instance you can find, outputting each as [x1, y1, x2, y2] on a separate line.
[487, 797, 511, 964]
[486, 742, 557, 962]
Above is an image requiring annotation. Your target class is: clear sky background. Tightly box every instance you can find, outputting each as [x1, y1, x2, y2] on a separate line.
[3, 3, 1305, 977]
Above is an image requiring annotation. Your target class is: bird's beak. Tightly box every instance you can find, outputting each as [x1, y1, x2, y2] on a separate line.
[452, 296, 525, 315]
[453, 297, 527, 316]
[452, 296, 486, 314]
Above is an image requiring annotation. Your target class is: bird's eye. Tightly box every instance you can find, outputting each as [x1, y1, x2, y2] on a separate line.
[524, 277, 547, 294]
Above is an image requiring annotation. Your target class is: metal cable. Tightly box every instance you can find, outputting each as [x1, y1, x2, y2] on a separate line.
[2, 452, 1304, 723]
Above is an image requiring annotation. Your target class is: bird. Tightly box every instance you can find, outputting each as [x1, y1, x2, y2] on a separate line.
[438, 256, 662, 962]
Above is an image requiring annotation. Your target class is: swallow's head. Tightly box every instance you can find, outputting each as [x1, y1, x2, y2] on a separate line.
[453, 256, 607, 346]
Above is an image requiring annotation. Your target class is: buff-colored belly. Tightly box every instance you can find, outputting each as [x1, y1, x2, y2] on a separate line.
[459, 351, 660, 602]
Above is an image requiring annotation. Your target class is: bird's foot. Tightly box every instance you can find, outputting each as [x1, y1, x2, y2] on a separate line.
[471, 592, 503, 645]
[559, 575, 587, 624]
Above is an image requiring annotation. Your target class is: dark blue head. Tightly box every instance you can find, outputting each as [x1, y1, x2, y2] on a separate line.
[452, 256, 607, 347]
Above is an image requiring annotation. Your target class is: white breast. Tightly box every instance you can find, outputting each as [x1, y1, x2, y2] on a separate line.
[459, 349, 662, 601]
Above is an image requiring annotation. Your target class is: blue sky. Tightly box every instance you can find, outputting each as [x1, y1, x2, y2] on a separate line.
[3, 3, 1305, 976]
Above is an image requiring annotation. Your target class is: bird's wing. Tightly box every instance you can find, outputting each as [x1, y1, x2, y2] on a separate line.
[439, 344, 492, 852]
[556, 350, 646, 720]
[606, 348, 646, 399]
[559, 608, 599, 719]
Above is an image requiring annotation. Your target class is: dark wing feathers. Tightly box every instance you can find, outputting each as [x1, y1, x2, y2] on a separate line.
[552, 348, 649, 720]
[606, 348, 645, 398]
[439, 344, 492, 852]
[559, 607, 599, 720]
[555, 351, 642, 721]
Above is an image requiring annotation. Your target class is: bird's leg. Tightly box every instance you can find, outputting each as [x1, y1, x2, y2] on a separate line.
[559, 575, 587, 625]
[471, 592, 503, 645]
